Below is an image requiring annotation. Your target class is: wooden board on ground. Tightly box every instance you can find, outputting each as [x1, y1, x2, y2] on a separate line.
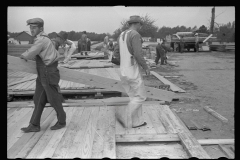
[8, 103, 210, 158]
[8, 56, 178, 102]
[150, 71, 186, 93]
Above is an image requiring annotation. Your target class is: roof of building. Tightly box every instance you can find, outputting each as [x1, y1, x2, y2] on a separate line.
[15, 31, 32, 38]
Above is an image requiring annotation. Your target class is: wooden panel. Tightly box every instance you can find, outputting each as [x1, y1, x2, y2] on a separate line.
[161, 105, 210, 158]
[116, 133, 180, 142]
[8, 107, 54, 158]
[37, 107, 75, 158]
[51, 107, 86, 158]
[8, 55, 177, 102]
[150, 71, 186, 93]
[73, 107, 100, 158]
[218, 144, 234, 159]
[198, 139, 234, 145]
[13, 108, 56, 158]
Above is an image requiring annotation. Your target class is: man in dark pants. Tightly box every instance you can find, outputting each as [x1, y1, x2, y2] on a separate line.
[20, 18, 66, 133]
[80, 31, 88, 55]
[179, 36, 184, 53]
[195, 33, 199, 52]
[155, 39, 169, 65]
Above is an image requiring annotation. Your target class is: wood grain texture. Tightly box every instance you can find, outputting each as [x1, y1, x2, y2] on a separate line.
[8, 55, 177, 101]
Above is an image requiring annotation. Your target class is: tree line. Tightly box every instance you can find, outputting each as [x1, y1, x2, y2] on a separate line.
[111, 14, 235, 42]
[8, 14, 235, 43]
[8, 31, 108, 42]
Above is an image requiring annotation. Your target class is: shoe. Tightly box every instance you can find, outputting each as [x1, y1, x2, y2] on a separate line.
[50, 122, 66, 130]
[21, 124, 40, 133]
[132, 122, 147, 128]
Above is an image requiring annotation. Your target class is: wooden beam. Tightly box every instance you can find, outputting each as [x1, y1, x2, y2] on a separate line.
[150, 71, 186, 93]
[8, 55, 177, 102]
[162, 105, 210, 158]
[198, 139, 234, 145]
[8, 75, 36, 87]
[203, 34, 213, 43]
[7, 100, 165, 108]
[115, 133, 180, 142]
[218, 144, 234, 159]
[203, 106, 228, 123]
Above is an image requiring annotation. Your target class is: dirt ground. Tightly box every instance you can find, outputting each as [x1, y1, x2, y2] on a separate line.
[144, 50, 235, 140]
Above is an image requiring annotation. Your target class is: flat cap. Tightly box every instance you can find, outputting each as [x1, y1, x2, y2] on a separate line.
[27, 18, 44, 26]
[57, 32, 68, 41]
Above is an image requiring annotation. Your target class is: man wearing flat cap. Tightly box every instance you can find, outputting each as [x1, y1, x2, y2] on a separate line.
[115, 15, 150, 129]
[80, 31, 88, 55]
[54, 32, 76, 63]
[20, 18, 67, 133]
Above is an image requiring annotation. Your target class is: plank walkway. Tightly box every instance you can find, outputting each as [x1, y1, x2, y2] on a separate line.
[7, 103, 210, 158]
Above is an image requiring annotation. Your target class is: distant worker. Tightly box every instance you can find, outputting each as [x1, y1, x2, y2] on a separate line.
[195, 33, 199, 52]
[80, 31, 88, 55]
[155, 39, 170, 65]
[115, 15, 150, 129]
[54, 32, 76, 63]
[108, 40, 114, 51]
[20, 18, 66, 133]
[77, 38, 82, 53]
[103, 35, 109, 49]
[179, 36, 184, 53]
[86, 38, 91, 51]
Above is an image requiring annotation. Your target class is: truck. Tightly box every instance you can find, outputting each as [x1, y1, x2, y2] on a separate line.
[166, 32, 218, 52]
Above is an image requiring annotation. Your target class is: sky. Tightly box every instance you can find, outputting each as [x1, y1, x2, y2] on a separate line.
[7, 6, 235, 34]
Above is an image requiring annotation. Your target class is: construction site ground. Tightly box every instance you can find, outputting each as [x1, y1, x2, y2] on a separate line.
[8, 48, 235, 158]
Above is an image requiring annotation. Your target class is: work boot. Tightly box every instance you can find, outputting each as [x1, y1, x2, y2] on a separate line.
[21, 124, 40, 133]
[50, 122, 66, 130]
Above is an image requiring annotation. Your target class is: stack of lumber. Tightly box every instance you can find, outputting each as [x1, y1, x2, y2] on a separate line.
[209, 44, 226, 52]
[225, 44, 235, 51]
[71, 52, 104, 59]
[59, 59, 113, 69]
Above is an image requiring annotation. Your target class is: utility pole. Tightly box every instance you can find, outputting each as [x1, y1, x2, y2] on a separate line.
[210, 6, 215, 34]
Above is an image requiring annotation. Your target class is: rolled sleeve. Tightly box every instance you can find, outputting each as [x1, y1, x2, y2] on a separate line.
[131, 34, 148, 70]
[21, 38, 43, 60]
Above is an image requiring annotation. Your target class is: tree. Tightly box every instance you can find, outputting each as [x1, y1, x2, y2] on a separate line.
[112, 14, 158, 39]
[198, 25, 208, 33]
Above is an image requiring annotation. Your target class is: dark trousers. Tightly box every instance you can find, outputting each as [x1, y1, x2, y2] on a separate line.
[155, 52, 165, 65]
[78, 43, 81, 53]
[81, 43, 87, 55]
[30, 56, 66, 126]
[180, 44, 184, 53]
[195, 42, 199, 52]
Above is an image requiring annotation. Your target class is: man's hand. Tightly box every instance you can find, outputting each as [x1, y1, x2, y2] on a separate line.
[63, 57, 70, 64]
[145, 68, 151, 76]
[20, 55, 28, 62]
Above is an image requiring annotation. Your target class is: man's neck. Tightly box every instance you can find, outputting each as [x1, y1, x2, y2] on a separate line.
[129, 26, 137, 31]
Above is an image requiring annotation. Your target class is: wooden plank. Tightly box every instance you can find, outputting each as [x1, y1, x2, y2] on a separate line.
[60, 80, 69, 89]
[8, 55, 177, 102]
[102, 106, 116, 158]
[150, 71, 186, 93]
[218, 144, 234, 159]
[146, 104, 167, 134]
[13, 108, 56, 158]
[8, 74, 36, 87]
[198, 139, 234, 145]
[162, 105, 210, 158]
[134, 105, 157, 135]
[26, 107, 73, 158]
[7, 108, 19, 117]
[105, 68, 121, 80]
[8, 108, 32, 128]
[52, 107, 90, 158]
[37, 107, 75, 158]
[72, 107, 100, 158]
[7, 107, 54, 158]
[203, 106, 228, 123]
[230, 145, 235, 152]
[91, 106, 110, 158]
[22, 79, 36, 91]
[116, 133, 180, 142]
[151, 105, 177, 133]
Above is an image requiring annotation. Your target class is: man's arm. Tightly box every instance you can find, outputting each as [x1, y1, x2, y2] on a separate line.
[20, 38, 43, 60]
[131, 34, 149, 71]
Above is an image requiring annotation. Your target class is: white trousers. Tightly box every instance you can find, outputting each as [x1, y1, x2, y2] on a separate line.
[116, 72, 147, 128]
